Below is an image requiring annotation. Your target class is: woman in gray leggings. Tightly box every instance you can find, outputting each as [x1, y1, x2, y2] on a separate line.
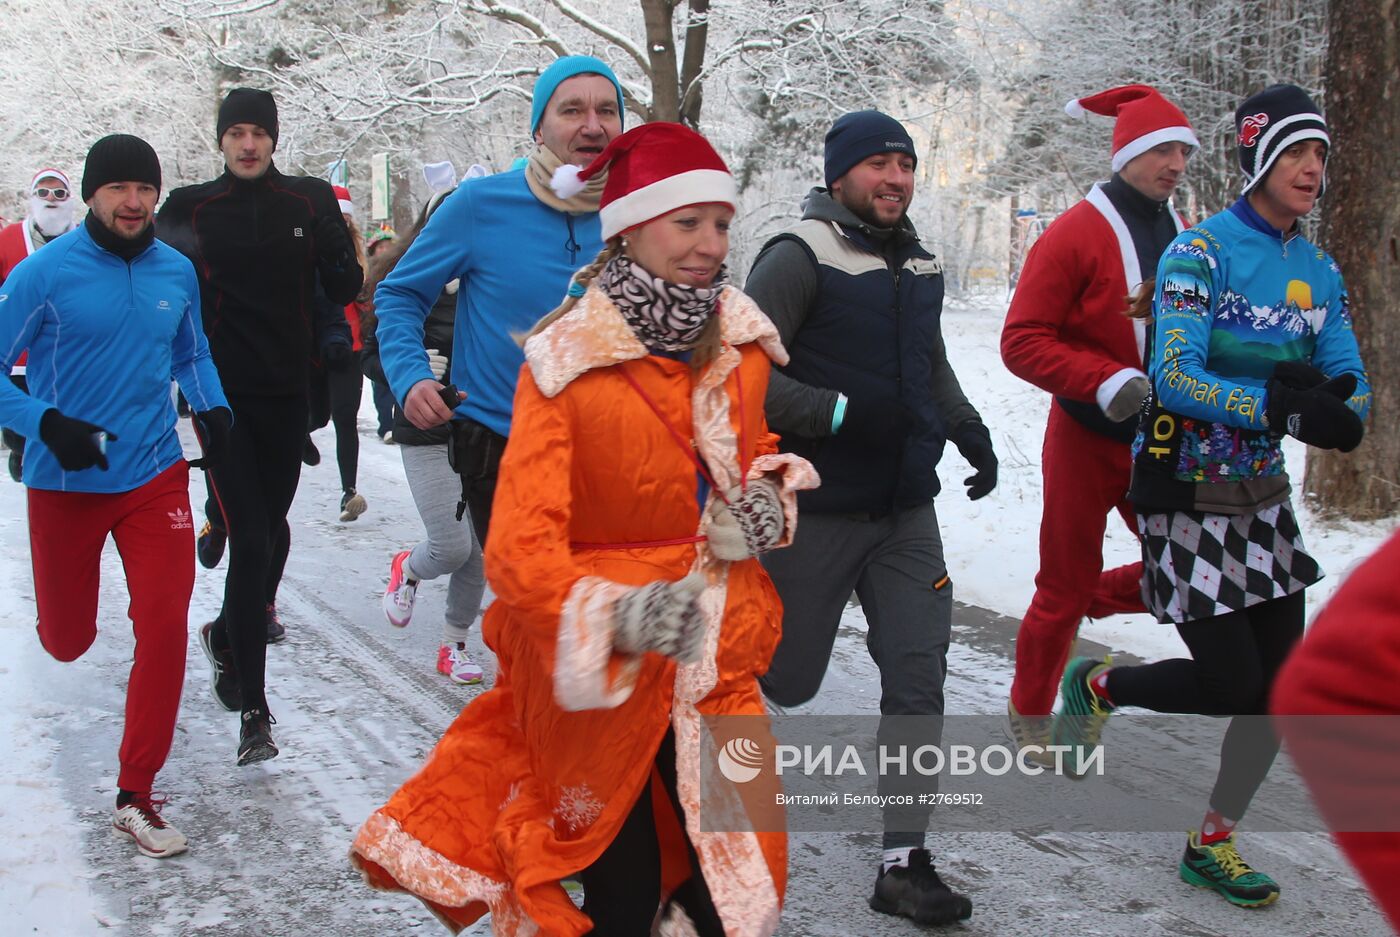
[360, 191, 486, 683]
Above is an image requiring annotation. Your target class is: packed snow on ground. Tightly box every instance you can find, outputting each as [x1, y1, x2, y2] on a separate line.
[0, 288, 1393, 935]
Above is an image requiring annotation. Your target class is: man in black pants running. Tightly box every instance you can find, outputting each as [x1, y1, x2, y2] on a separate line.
[158, 88, 362, 765]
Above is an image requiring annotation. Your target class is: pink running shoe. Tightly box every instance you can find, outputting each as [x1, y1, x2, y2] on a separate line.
[383, 550, 418, 627]
[437, 643, 484, 685]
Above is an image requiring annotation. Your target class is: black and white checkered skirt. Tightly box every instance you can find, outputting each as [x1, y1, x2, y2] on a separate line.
[1137, 501, 1322, 624]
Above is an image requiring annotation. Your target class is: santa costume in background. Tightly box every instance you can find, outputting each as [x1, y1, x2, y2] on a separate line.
[1001, 85, 1197, 717]
[1, 168, 79, 481]
[0, 168, 79, 282]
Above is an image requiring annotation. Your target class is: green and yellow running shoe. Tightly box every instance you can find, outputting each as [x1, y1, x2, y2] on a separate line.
[1179, 831, 1280, 908]
[1049, 656, 1114, 779]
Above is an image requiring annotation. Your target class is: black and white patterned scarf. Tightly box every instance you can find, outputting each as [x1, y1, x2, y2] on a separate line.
[598, 254, 729, 352]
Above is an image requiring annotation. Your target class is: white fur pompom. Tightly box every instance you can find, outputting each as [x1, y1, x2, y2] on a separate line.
[1064, 98, 1087, 118]
[551, 164, 587, 199]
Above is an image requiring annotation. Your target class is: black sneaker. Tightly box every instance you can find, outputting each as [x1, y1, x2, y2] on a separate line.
[196, 520, 226, 569]
[238, 708, 279, 766]
[869, 849, 973, 926]
[302, 435, 320, 466]
[265, 603, 286, 644]
[199, 620, 241, 711]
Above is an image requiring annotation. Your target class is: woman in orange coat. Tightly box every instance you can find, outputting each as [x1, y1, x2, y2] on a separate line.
[352, 123, 817, 936]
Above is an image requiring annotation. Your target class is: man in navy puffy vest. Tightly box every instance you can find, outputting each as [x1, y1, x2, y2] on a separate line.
[745, 109, 996, 927]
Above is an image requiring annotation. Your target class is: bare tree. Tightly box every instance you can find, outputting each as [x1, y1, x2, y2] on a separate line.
[1304, 0, 1400, 519]
[986, 0, 1327, 221]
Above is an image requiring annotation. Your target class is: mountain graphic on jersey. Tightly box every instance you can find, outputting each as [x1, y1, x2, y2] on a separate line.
[1207, 281, 1321, 382]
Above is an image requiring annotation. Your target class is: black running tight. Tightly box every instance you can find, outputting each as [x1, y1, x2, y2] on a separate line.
[308, 354, 363, 493]
[1105, 590, 1306, 819]
[206, 392, 307, 713]
[577, 729, 723, 936]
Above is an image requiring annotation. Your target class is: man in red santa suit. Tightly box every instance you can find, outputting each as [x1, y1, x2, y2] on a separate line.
[1001, 85, 1197, 749]
[1, 168, 80, 481]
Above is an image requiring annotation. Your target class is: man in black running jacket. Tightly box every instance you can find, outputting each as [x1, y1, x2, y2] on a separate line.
[158, 87, 362, 766]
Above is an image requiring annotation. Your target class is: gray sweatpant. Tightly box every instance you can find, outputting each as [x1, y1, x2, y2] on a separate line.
[759, 500, 954, 851]
[400, 443, 486, 644]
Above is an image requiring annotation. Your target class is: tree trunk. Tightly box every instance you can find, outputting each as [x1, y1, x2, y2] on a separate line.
[1306, 0, 1400, 518]
[639, 0, 680, 122]
[677, 0, 709, 127]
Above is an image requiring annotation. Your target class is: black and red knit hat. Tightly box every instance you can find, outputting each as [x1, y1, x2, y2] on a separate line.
[1235, 84, 1329, 195]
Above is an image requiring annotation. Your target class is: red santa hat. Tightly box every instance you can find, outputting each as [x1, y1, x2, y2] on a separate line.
[550, 122, 736, 240]
[1065, 84, 1199, 173]
[31, 168, 71, 192]
[332, 184, 354, 218]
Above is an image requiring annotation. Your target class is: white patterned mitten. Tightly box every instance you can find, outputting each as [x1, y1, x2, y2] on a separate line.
[612, 572, 706, 664]
[702, 478, 785, 562]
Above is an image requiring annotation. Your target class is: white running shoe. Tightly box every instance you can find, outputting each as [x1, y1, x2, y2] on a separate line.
[437, 643, 484, 684]
[383, 550, 418, 627]
[113, 795, 188, 858]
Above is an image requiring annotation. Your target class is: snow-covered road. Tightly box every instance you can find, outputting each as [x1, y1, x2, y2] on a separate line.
[2, 296, 1393, 936]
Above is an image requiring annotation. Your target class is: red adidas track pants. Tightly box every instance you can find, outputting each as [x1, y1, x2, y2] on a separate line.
[28, 461, 194, 792]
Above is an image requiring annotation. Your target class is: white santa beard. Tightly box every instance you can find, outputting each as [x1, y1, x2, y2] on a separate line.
[29, 195, 76, 238]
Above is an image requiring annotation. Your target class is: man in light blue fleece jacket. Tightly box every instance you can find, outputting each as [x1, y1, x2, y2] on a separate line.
[375, 54, 624, 549]
[0, 134, 228, 859]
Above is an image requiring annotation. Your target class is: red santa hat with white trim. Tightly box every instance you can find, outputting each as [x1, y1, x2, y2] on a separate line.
[31, 168, 71, 192]
[332, 184, 354, 218]
[1065, 84, 1199, 173]
[550, 122, 737, 240]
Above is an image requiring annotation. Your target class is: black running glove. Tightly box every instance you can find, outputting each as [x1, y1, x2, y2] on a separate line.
[38, 409, 114, 471]
[949, 419, 998, 500]
[323, 342, 351, 372]
[191, 406, 233, 470]
[1265, 370, 1364, 452]
[314, 212, 354, 272]
[1270, 360, 1330, 391]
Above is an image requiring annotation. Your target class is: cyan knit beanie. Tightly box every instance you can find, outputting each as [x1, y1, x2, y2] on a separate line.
[530, 56, 625, 136]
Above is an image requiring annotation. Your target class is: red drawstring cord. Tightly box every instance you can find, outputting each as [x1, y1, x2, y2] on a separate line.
[620, 365, 730, 506]
[570, 535, 706, 551]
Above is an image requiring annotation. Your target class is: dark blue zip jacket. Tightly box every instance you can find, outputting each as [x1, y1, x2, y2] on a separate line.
[746, 189, 979, 514]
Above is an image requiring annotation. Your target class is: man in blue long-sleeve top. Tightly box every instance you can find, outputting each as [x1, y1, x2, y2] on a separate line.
[374, 55, 623, 553]
[0, 134, 229, 859]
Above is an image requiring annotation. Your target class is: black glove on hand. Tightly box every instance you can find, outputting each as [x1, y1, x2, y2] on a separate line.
[191, 406, 233, 470]
[1265, 371, 1364, 452]
[323, 342, 351, 371]
[949, 419, 998, 500]
[38, 409, 114, 471]
[1271, 359, 1330, 391]
[840, 393, 910, 445]
[314, 212, 354, 270]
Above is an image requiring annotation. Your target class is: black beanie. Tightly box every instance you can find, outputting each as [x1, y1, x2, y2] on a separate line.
[823, 110, 917, 189]
[1235, 84, 1329, 195]
[217, 87, 279, 144]
[81, 134, 162, 201]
